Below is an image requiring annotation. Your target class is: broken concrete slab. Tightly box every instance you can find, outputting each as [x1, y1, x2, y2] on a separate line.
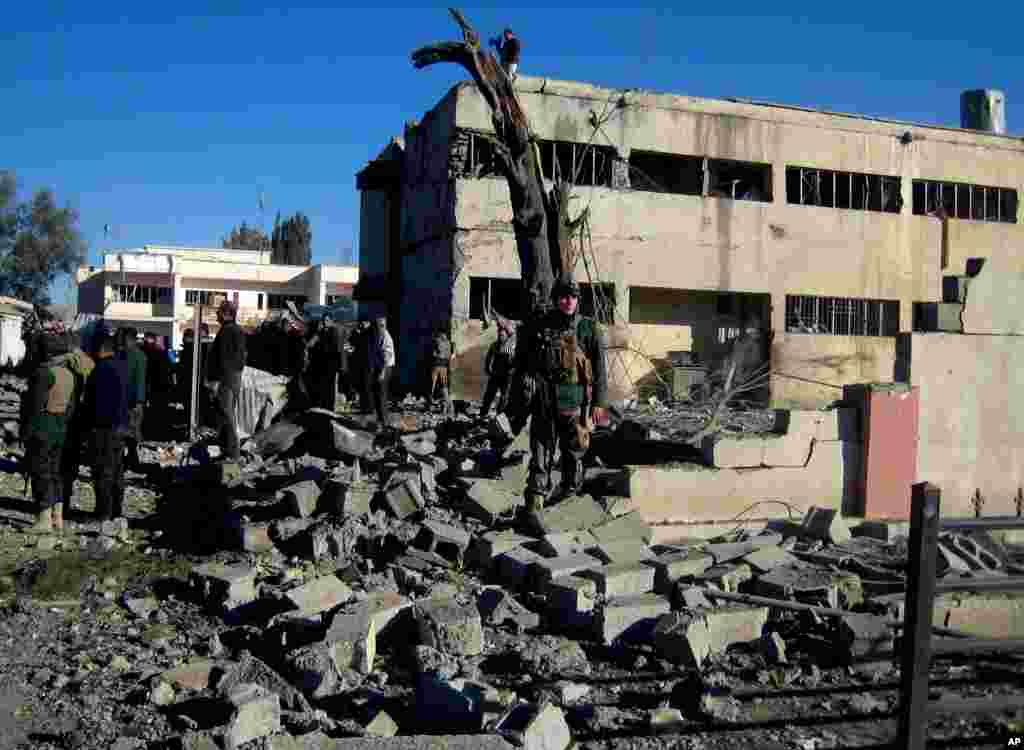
[528, 531, 597, 559]
[742, 546, 798, 573]
[463, 479, 522, 526]
[190, 563, 257, 617]
[331, 422, 376, 458]
[161, 659, 218, 692]
[588, 511, 654, 545]
[495, 547, 548, 589]
[587, 537, 654, 565]
[468, 531, 533, 569]
[401, 431, 437, 457]
[341, 591, 410, 638]
[217, 654, 311, 713]
[649, 552, 713, 594]
[224, 684, 282, 750]
[319, 480, 373, 518]
[679, 586, 712, 609]
[415, 597, 485, 657]
[752, 566, 842, 608]
[326, 611, 376, 674]
[852, 519, 909, 543]
[415, 520, 471, 562]
[801, 506, 852, 545]
[284, 575, 353, 618]
[295, 737, 515, 750]
[495, 702, 572, 750]
[364, 710, 399, 738]
[761, 431, 814, 468]
[533, 495, 608, 535]
[545, 576, 598, 629]
[597, 593, 671, 645]
[580, 562, 656, 599]
[415, 675, 495, 731]
[653, 606, 769, 668]
[530, 553, 604, 591]
[838, 613, 894, 659]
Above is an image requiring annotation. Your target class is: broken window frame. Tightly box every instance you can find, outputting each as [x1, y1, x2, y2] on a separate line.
[785, 294, 899, 336]
[911, 178, 1018, 223]
[785, 166, 902, 213]
[705, 158, 773, 203]
[113, 284, 173, 304]
[453, 130, 616, 188]
[627, 150, 704, 195]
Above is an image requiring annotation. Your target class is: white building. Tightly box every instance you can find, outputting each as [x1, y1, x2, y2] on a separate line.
[76, 245, 358, 350]
[0, 296, 34, 367]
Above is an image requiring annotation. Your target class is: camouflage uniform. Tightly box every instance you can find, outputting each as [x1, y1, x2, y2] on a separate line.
[511, 274, 608, 516]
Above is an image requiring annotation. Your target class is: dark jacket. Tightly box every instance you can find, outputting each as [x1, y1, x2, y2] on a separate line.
[515, 310, 608, 409]
[83, 356, 129, 431]
[485, 335, 516, 378]
[207, 321, 247, 386]
[500, 36, 521, 65]
[120, 345, 147, 408]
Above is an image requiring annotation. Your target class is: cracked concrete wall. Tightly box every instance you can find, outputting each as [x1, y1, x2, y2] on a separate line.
[771, 334, 897, 409]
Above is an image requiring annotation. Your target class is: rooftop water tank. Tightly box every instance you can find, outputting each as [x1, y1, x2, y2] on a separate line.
[961, 89, 1006, 134]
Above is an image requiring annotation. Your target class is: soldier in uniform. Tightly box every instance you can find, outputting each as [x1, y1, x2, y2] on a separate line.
[512, 273, 609, 529]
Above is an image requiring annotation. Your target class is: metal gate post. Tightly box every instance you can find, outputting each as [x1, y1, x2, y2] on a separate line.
[897, 482, 941, 749]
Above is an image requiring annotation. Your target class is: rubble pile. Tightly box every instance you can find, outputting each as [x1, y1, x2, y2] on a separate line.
[1, 401, 1023, 749]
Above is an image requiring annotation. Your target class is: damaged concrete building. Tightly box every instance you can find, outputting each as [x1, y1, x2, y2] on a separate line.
[356, 79, 1021, 406]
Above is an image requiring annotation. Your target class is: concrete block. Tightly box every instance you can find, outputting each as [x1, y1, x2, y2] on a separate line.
[469, 531, 533, 568]
[649, 552, 713, 594]
[761, 432, 813, 468]
[284, 575, 353, 617]
[530, 553, 604, 591]
[704, 541, 761, 565]
[580, 562, 656, 599]
[464, 479, 522, 525]
[297, 737, 515, 750]
[495, 547, 547, 589]
[326, 611, 376, 674]
[401, 431, 437, 457]
[587, 537, 654, 565]
[415, 597, 484, 657]
[589, 511, 654, 545]
[528, 531, 597, 558]
[654, 606, 768, 668]
[545, 576, 598, 628]
[344, 591, 411, 638]
[161, 659, 217, 692]
[477, 587, 541, 632]
[801, 506, 852, 544]
[741, 546, 798, 572]
[224, 684, 281, 750]
[597, 593, 671, 645]
[778, 408, 859, 442]
[190, 563, 257, 615]
[697, 563, 752, 593]
[415, 675, 495, 731]
[679, 586, 712, 609]
[496, 702, 572, 750]
[753, 566, 841, 608]
[237, 522, 274, 554]
[702, 435, 763, 468]
[535, 495, 608, 535]
[416, 520, 472, 562]
[382, 478, 423, 520]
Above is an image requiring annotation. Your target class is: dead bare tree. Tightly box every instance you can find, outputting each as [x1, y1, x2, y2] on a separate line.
[413, 8, 578, 319]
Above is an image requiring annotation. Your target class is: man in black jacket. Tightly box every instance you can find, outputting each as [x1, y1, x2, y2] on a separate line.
[206, 300, 247, 461]
[492, 28, 521, 81]
[82, 328, 129, 520]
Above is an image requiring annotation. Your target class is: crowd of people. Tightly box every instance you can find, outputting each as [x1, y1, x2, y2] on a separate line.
[17, 270, 617, 535]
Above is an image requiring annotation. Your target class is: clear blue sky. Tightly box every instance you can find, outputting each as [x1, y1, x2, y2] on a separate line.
[2, 2, 1020, 304]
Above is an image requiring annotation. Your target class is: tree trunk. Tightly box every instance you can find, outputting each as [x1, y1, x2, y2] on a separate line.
[413, 8, 570, 320]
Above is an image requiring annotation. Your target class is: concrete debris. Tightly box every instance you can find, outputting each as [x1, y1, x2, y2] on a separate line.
[464, 479, 522, 525]
[545, 576, 599, 629]
[478, 587, 541, 632]
[532, 495, 608, 535]
[597, 593, 671, 645]
[650, 551, 713, 594]
[415, 596, 485, 657]
[190, 563, 258, 617]
[697, 563, 753, 593]
[529, 531, 596, 559]
[654, 606, 768, 668]
[382, 477, 424, 520]
[587, 537, 653, 565]
[283, 575, 353, 618]
[224, 683, 281, 750]
[837, 613, 894, 659]
[495, 702, 572, 750]
[364, 709, 399, 737]
[801, 506, 852, 545]
[580, 562, 656, 599]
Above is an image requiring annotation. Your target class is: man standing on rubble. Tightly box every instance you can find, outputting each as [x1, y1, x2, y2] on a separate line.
[82, 327, 129, 521]
[20, 329, 75, 531]
[481, 319, 516, 418]
[368, 316, 395, 427]
[58, 334, 96, 519]
[307, 313, 345, 412]
[513, 272, 609, 530]
[426, 324, 455, 417]
[351, 318, 373, 414]
[118, 327, 147, 472]
[206, 300, 247, 461]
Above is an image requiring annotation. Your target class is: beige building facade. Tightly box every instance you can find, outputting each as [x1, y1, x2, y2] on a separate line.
[77, 245, 358, 350]
[357, 76, 1023, 404]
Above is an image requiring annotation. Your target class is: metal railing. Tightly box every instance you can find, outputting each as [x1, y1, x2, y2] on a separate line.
[897, 482, 1024, 748]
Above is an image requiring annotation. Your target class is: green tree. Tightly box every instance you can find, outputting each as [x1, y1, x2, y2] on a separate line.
[271, 211, 312, 265]
[0, 171, 87, 305]
[221, 221, 270, 253]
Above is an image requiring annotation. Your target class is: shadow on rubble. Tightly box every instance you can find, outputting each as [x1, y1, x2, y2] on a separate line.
[588, 431, 703, 468]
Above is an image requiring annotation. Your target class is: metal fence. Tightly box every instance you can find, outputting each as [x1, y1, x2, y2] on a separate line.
[897, 482, 1024, 748]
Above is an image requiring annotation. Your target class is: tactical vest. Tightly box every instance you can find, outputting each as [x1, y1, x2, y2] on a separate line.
[535, 317, 594, 409]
